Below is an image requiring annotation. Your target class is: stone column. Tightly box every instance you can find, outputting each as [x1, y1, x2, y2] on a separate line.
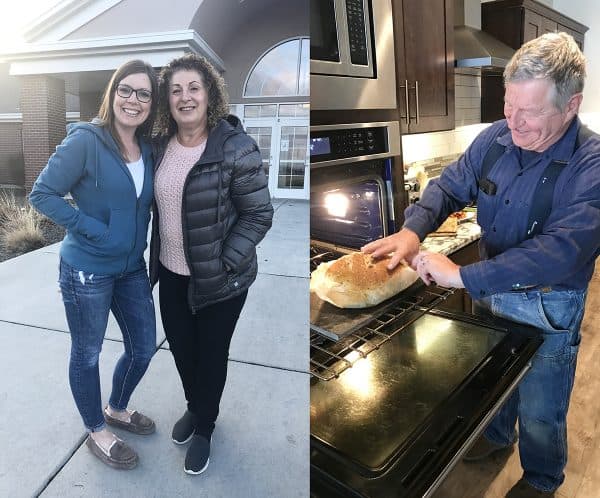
[20, 75, 66, 192]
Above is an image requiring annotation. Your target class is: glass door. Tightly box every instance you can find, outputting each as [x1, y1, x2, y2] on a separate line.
[246, 119, 309, 199]
[274, 121, 309, 199]
[245, 123, 273, 189]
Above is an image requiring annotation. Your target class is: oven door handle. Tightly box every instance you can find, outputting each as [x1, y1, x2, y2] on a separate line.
[385, 180, 395, 222]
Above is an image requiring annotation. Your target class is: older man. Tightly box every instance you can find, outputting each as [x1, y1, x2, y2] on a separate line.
[363, 33, 600, 497]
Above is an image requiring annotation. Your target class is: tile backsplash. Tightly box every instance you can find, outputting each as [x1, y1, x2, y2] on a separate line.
[402, 122, 491, 167]
[455, 67, 482, 127]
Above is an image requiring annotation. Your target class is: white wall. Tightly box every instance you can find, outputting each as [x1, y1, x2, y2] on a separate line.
[553, 1, 600, 113]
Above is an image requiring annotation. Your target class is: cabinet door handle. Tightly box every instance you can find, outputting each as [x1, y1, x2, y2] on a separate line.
[414, 80, 420, 124]
[403, 79, 410, 126]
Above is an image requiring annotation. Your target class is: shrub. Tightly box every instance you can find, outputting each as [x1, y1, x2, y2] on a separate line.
[0, 191, 21, 225]
[0, 193, 46, 257]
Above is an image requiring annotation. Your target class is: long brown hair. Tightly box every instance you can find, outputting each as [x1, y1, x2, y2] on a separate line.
[97, 59, 159, 160]
[156, 54, 229, 137]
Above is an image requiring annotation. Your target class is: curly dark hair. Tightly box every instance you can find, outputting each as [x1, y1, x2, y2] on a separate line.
[156, 53, 229, 136]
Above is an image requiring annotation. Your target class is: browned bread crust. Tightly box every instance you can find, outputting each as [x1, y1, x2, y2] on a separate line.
[310, 252, 418, 308]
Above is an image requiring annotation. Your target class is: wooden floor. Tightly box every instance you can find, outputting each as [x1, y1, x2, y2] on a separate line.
[433, 267, 600, 498]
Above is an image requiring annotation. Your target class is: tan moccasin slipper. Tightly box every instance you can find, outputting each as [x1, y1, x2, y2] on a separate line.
[104, 407, 156, 435]
[86, 435, 138, 470]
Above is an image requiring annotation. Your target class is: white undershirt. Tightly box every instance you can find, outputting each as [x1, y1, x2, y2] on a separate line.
[126, 156, 145, 198]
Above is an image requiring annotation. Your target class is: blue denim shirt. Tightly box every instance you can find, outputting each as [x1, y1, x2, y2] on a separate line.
[403, 117, 600, 298]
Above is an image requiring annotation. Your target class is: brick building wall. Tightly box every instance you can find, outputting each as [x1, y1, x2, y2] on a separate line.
[20, 76, 66, 192]
[0, 123, 24, 187]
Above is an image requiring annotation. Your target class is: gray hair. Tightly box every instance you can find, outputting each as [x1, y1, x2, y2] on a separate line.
[503, 32, 586, 110]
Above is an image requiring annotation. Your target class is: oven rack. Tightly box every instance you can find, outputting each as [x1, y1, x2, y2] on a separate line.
[310, 286, 456, 381]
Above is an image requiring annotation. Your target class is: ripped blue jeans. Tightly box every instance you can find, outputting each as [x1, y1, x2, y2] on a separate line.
[58, 259, 156, 432]
[475, 288, 587, 492]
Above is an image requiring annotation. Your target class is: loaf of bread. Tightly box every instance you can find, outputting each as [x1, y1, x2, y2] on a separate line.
[310, 252, 419, 308]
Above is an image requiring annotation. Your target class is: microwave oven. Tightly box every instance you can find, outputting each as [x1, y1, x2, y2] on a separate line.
[310, 0, 374, 78]
[310, 0, 396, 110]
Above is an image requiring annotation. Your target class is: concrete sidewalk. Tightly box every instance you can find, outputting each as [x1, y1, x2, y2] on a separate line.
[0, 199, 309, 498]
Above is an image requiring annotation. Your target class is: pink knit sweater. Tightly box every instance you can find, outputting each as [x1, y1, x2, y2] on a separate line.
[154, 135, 207, 275]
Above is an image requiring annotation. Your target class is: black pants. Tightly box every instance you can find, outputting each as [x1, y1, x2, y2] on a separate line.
[158, 263, 248, 438]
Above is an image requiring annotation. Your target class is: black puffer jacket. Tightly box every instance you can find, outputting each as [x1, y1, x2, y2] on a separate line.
[150, 115, 273, 311]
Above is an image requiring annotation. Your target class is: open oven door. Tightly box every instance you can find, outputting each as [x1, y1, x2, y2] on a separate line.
[310, 296, 543, 498]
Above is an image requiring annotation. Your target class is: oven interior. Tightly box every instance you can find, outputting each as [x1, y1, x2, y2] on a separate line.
[310, 159, 396, 251]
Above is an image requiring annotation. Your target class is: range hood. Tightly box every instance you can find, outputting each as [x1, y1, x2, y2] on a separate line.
[454, 0, 515, 68]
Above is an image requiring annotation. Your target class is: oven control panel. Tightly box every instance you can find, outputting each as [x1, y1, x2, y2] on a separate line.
[310, 126, 388, 163]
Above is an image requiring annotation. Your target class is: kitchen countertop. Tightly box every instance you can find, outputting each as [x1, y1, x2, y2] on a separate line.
[421, 220, 481, 255]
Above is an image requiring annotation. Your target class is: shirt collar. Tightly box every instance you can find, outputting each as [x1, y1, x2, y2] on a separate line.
[495, 117, 581, 162]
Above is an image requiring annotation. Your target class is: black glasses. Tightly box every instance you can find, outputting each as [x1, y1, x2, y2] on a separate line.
[116, 84, 152, 103]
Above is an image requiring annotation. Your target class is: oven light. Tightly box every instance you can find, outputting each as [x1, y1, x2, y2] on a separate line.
[340, 354, 374, 397]
[324, 192, 349, 217]
[415, 320, 453, 355]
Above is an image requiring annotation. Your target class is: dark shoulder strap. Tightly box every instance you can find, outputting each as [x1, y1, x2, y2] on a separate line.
[480, 142, 506, 183]
[525, 158, 567, 238]
[478, 141, 505, 196]
[525, 123, 596, 238]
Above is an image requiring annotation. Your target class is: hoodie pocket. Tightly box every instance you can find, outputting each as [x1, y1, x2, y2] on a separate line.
[94, 208, 134, 255]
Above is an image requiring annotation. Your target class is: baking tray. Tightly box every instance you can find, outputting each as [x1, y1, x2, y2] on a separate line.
[310, 280, 423, 341]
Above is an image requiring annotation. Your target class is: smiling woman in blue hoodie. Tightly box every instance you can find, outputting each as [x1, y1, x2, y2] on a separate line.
[29, 60, 159, 470]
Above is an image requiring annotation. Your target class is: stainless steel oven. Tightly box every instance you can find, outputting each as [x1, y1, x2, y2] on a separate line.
[310, 0, 397, 110]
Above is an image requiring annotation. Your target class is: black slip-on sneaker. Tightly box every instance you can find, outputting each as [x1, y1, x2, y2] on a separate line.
[172, 410, 195, 445]
[184, 435, 211, 475]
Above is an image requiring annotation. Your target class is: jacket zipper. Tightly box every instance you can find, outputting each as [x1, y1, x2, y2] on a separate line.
[178, 126, 237, 312]
[120, 152, 142, 275]
[181, 166, 196, 312]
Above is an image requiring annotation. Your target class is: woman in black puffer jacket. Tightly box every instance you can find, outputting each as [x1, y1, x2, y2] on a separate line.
[150, 54, 273, 475]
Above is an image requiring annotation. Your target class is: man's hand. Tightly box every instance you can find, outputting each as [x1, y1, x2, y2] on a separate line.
[413, 251, 464, 288]
[361, 228, 420, 270]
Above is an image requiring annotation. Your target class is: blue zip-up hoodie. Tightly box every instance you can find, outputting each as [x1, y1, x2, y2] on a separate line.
[29, 121, 154, 275]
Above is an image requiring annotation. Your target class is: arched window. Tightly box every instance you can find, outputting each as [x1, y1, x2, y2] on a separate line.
[244, 37, 309, 98]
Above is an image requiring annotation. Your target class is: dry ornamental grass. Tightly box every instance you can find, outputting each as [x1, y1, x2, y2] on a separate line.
[0, 191, 64, 262]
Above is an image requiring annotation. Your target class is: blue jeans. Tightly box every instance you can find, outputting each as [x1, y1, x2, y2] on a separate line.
[59, 259, 156, 432]
[475, 288, 587, 492]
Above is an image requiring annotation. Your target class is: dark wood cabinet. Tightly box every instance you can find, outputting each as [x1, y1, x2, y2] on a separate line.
[437, 240, 480, 313]
[482, 0, 588, 51]
[480, 0, 588, 122]
[392, 0, 455, 134]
